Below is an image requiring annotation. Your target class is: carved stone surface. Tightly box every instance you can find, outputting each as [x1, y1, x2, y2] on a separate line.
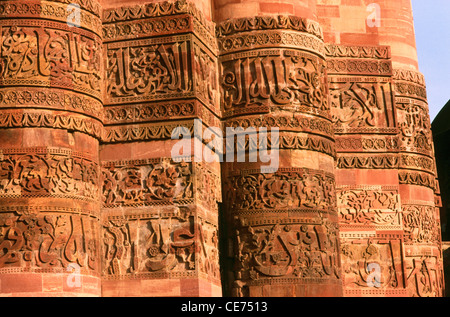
[101, 158, 193, 207]
[224, 168, 336, 213]
[220, 50, 328, 117]
[337, 186, 401, 229]
[102, 207, 220, 281]
[0, 211, 99, 273]
[340, 235, 406, 297]
[0, 0, 443, 297]
[230, 219, 341, 297]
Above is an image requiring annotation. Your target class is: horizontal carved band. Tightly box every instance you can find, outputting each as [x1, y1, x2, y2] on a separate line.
[104, 100, 220, 128]
[336, 136, 399, 152]
[245, 277, 342, 286]
[336, 163, 432, 190]
[327, 59, 392, 76]
[104, 101, 196, 125]
[49, 0, 101, 17]
[400, 154, 435, 174]
[393, 69, 426, 87]
[102, 121, 193, 143]
[339, 232, 403, 239]
[102, 0, 215, 36]
[224, 168, 336, 212]
[395, 82, 427, 100]
[103, 14, 193, 41]
[235, 213, 328, 227]
[336, 155, 399, 169]
[101, 158, 193, 208]
[0, 148, 99, 201]
[226, 132, 336, 157]
[218, 30, 325, 56]
[0, 88, 103, 119]
[333, 127, 399, 135]
[216, 15, 323, 40]
[0, 0, 102, 36]
[398, 171, 437, 190]
[224, 114, 334, 137]
[103, 14, 217, 52]
[0, 110, 103, 139]
[324, 44, 391, 59]
[279, 133, 336, 157]
[0, 202, 99, 218]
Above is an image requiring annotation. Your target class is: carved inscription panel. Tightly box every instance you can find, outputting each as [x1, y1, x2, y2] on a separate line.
[231, 219, 341, 289]
[220, 50, 328, 116]
[0, 211, 99, 273]
[340, 238, 404, 294]
[337, 187, 401, 228]
[330, 81, 394, 130]
[101, 159, 193, 207]
[0, 23, 102, 98]
[106, 37, 193, 104]
[224, 168, 336, 213]
[102, 209, 220, 280]
[396, 100, 433, 155]
[0, 148, 99, 201]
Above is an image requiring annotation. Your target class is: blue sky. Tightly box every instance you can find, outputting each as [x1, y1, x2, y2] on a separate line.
[412, 0, 450, 121]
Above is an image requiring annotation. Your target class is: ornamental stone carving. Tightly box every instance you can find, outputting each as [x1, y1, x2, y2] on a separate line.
[0, 0, 443, 298]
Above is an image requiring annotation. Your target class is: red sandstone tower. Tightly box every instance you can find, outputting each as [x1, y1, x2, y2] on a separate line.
[0, 0, 443, 297]
[216, 0, 342, 297]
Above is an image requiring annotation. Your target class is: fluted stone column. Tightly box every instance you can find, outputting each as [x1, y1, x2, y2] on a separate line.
[387, 1, 443, 298]
[0, 0, 103, 296]
[318, 0, 444, 297]
[99, 0, 222, 296]
[215, 0, 343, 297]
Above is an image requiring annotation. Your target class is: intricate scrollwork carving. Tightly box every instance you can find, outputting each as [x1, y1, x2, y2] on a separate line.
[402, 204, 440, 244]
[337, 189, 401, 226]
[102, 158, 193, 207]
[224, 168, 336, 212]
[0, 148, 99, 200]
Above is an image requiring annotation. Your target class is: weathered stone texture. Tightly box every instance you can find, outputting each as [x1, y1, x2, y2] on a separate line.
[0, 0, 443, 297]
